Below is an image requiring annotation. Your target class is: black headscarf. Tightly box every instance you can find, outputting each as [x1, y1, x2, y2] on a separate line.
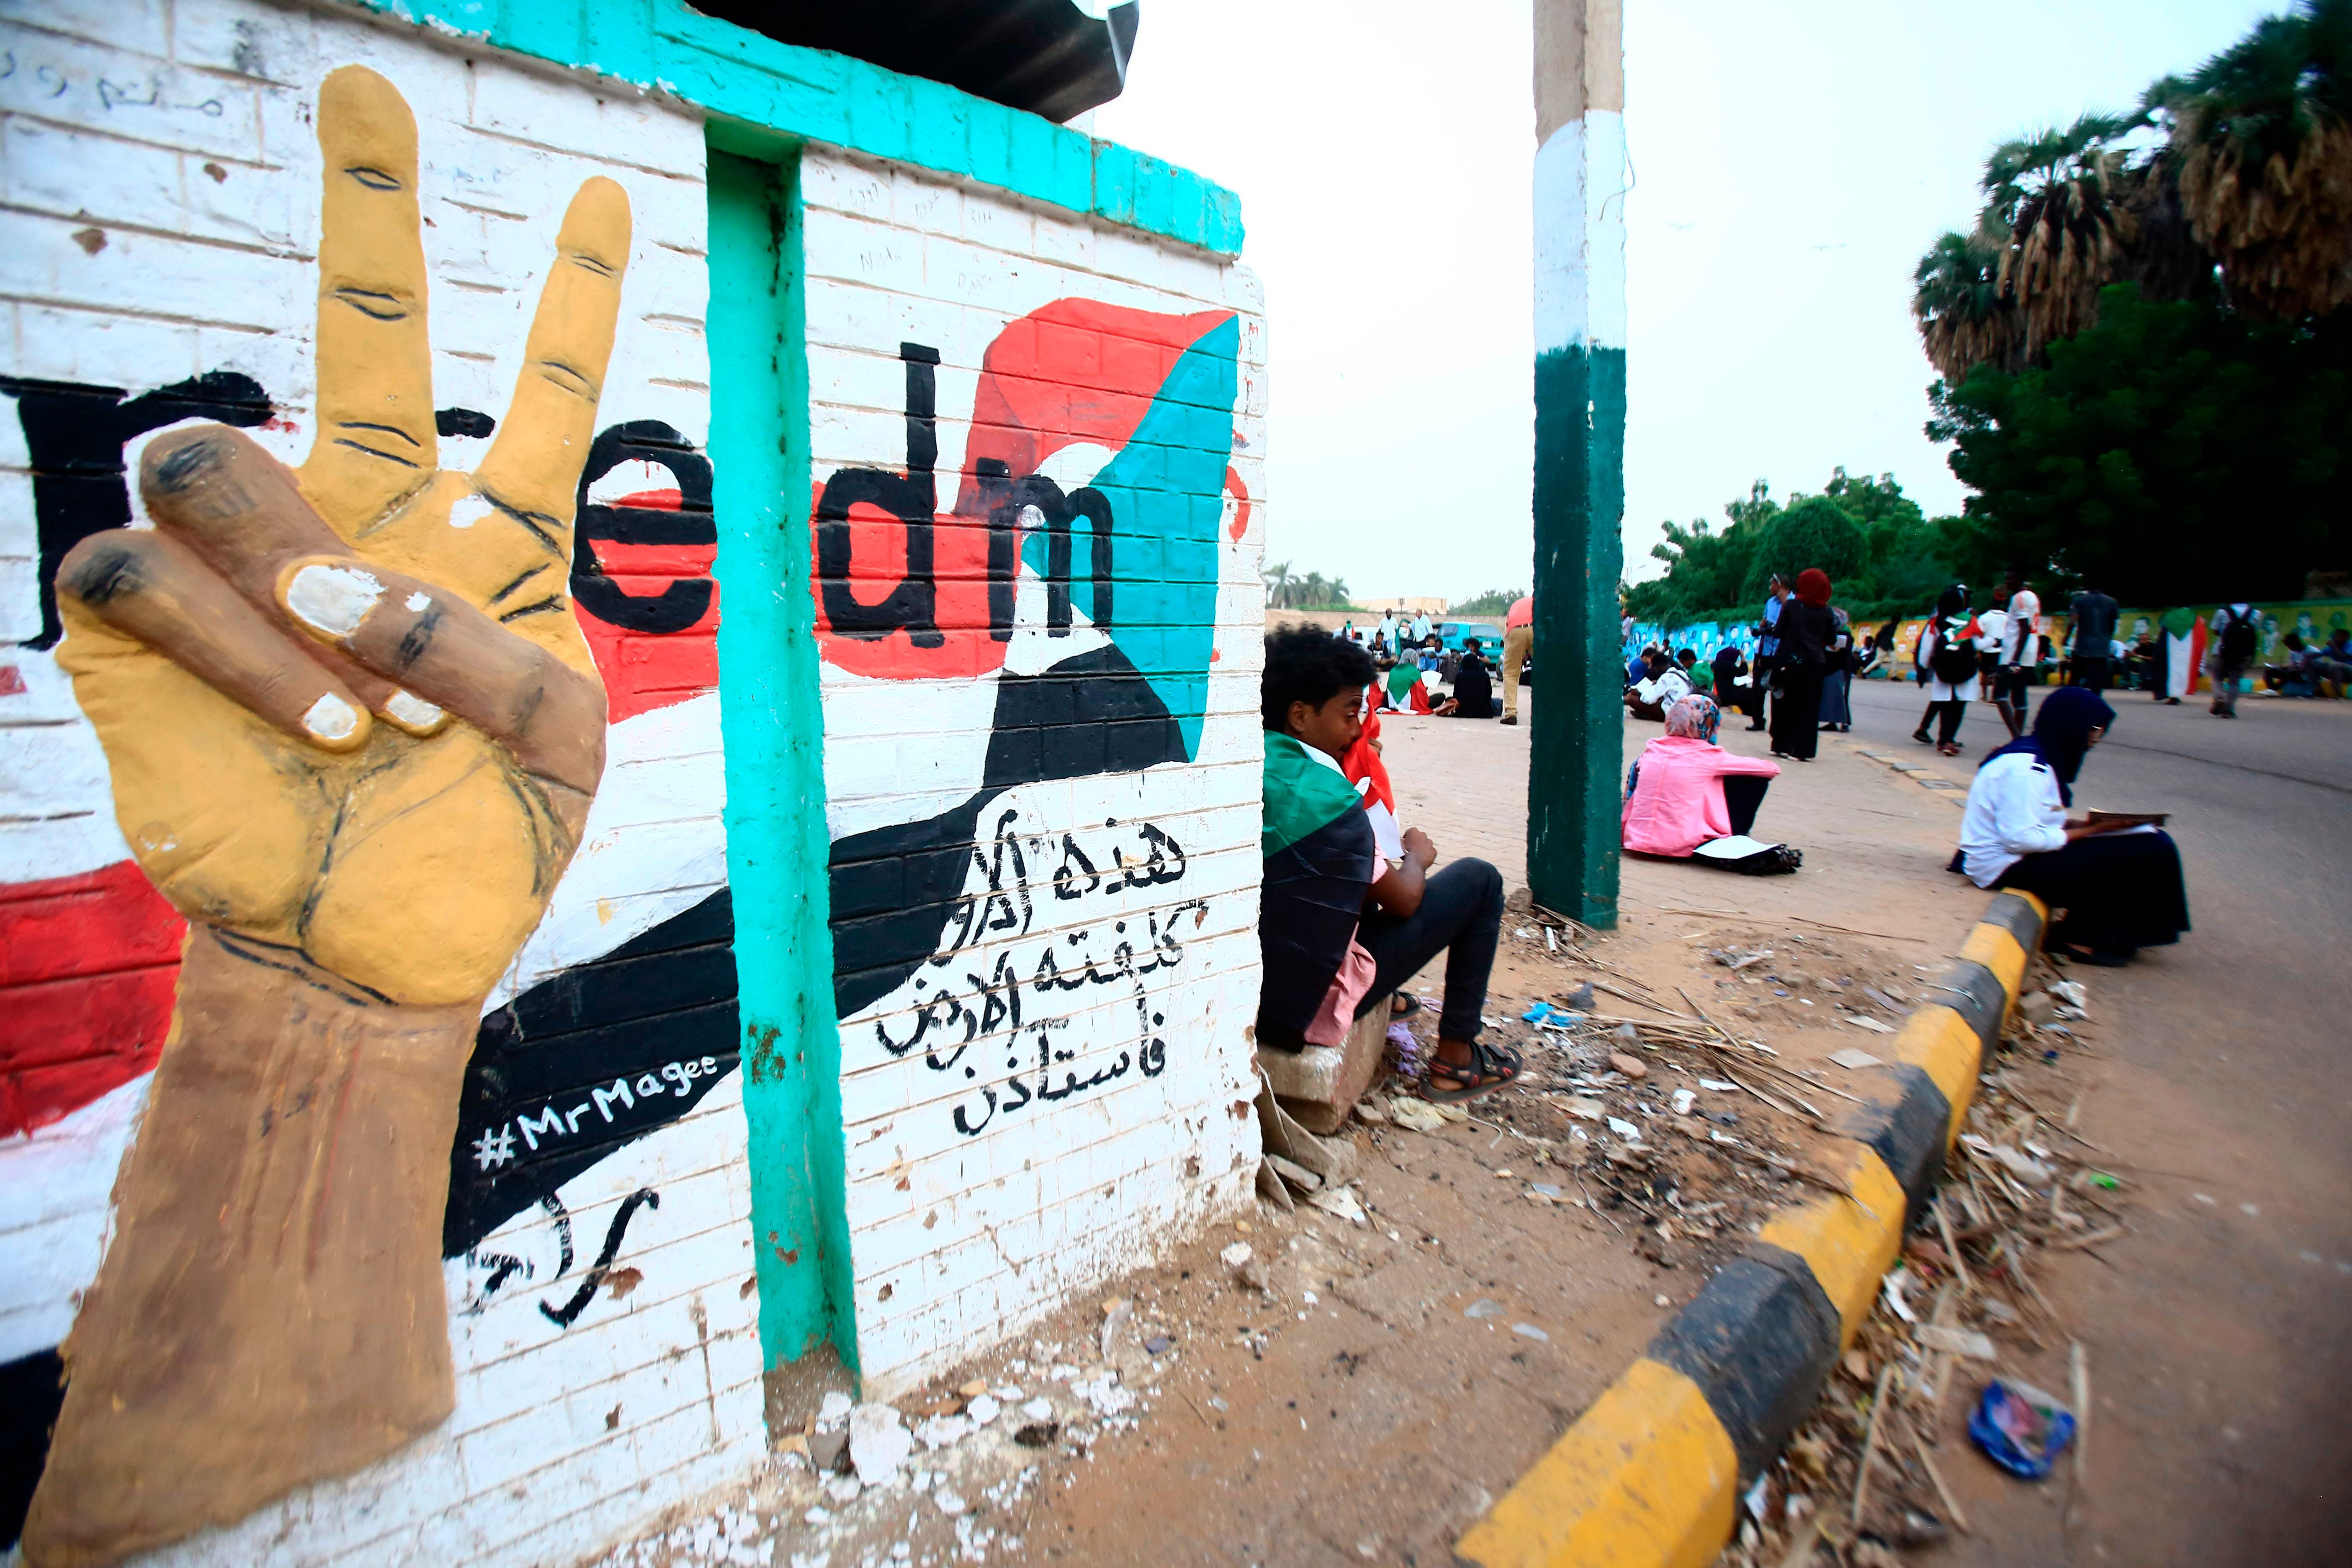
[1933, 584, 1969, 623]
[1980, 685, 2114, 805]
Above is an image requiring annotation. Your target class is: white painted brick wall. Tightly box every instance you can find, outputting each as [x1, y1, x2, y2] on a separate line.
[0, 6, 754, 1567]
[801, 147, 1268, 1395]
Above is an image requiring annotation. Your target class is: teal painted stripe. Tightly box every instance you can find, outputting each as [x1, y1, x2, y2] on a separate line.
[354, 0, 1243, 256]
[707, 147, 857, 1374]
[1526, 344, 1626, 929]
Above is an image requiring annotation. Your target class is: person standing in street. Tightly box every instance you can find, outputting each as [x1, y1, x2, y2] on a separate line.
[1374, 609, 1399, 659]
[2069, 582, 2119, 694]
[1993, 568, 2044, 738]
[1410, 608, 1433, 647]
[2206, 601, 2262, 717]
[1768, 570, 1835, 760]
[1818, 606, 1856, 732]
[1500, 593, 1533, 726]
[1747, 575, 1787, 732]
[1915, 584, 1982, 755]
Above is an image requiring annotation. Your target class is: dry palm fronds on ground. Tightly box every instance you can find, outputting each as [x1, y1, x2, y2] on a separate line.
[1713, 959, 2122, 1567]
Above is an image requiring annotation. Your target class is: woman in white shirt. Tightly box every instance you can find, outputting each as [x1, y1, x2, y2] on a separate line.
[1912, 585, 1982, 756]
[1957, 688, 2190, 966]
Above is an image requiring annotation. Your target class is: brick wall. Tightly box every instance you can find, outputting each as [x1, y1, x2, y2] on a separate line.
[0, 5, 760, 1563]
[798, 149, 1269, 1391]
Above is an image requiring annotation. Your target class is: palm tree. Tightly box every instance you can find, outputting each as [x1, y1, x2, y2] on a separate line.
[1987, 114, 2145, 361]
[2160, 0, 2352, 319]
[1262, 560, 1294, 608]
[1325, 576, 1350, 606]
[1914, 223, 2023, 385]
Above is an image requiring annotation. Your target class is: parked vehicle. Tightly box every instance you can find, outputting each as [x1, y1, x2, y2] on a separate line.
[1434, 620, 1504, 680]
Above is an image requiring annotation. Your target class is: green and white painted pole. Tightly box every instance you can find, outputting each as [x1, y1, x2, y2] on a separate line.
[1528, 0, 1626, 929]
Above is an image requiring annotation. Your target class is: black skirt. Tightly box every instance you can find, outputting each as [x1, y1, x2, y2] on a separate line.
[1770, 663, 1825, 758]
[1994, 830, 2190, 954]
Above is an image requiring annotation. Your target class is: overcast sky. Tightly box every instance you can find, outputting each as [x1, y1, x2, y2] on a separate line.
[1092, 0, 2279, 603]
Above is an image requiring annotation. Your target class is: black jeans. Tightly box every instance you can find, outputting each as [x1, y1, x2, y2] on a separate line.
[2072, 656, 2111, 692]
[1933, 698, 1967, 744]
[1353, 858, 1503, 1044]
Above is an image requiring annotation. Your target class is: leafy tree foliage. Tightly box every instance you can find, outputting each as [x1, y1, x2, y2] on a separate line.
[1449, 588, 1526, 617]
[1262, 562, 1357, 610]
[1929, 284, 2352, 604]
[1625, 471, 1959, 623]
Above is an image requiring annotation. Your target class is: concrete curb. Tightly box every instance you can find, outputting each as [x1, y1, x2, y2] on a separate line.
[1454, 890, 2050, 1568]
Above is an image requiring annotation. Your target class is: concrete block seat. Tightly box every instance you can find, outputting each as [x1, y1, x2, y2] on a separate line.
[1255, 995, 1391, 1136]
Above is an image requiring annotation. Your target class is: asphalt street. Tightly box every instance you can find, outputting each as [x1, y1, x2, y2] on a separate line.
[1833, 676, 2352, 1565]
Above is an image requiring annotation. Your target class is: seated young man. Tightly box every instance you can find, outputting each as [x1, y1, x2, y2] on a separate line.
[1258, 626, 1516, 1101]
[1624, 648, 1692, 720]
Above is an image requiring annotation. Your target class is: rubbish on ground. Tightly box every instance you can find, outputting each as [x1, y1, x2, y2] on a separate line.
[1698, 1077, 1736, 1092]
[1020, 1397, 1053, 1421]
[1671, 1088, 1697, 1116]
[1219, 1242, 1253, 1269]
[848, 1403, 913, 1484]
[1513, 1322, 1549, 1342]
[1013, 1421, 1058, 1448]
[1521, 1001, 1556, 1024]
[1387, 1097, 1447, 1132]
[1654, 1294, 1671, 1307]
[1464, 1298, 1502, 1319]
[1609, 1051, 1649, 1078]
[1829, 1047, 1885, 1070]
[1961, 1134, 2053, 1185]
[1613, 1023, 1642, 1047]
[1308, 1186, 1368, 1225]
[1354, 1098, 1388, 1125]
[1099, 1300, 1132, 1360]
[1913, 1324, 1997, 1360]
[1606, 1117, 1641, 1140]
[1968, 1378, 2077, 1479]
[2070, 1340, 2092, 1486]
[967, 1394, 1000, 1424]
[1844, 1015, 1898, 1035]
[1564, 982, 1595, 1010]
[1144, 1336, 1171, 1356]
[1880, 1270, 1917, 1323]
[2049, 979, 2087, 1010]
[1560, 1096, 1605, 1120]
[1529, 1182, 1562, 1200]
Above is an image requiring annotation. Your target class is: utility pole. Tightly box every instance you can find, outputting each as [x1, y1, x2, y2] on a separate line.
[1528, 0, 1626, 928]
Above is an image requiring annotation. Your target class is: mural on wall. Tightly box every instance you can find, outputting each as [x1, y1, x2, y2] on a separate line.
[817, 301, 1242, 1129]
[13, 67, 639, 1566]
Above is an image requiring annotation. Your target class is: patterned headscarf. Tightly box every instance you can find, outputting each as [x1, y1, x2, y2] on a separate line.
[1664, 694, 1721, 744]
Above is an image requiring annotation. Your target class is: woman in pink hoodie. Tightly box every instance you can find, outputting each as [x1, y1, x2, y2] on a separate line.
[1622, 696, 1801, 873]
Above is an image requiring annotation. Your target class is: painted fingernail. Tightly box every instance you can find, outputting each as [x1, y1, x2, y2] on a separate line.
[303, 691, 361, 742]
[383, 689, 445, 730]
[286, 563, 384, 638]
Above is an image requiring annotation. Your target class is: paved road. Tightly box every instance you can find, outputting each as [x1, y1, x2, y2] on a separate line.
[1836, 677, 2352, 1566]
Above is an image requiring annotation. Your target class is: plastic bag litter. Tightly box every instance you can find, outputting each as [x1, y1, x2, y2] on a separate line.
[1968, 1378, 2076, 1479]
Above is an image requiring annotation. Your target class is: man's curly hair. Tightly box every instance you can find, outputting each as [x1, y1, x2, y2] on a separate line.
[1262, 623, 1375, 731]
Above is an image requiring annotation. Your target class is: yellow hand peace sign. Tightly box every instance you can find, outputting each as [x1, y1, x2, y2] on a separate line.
[53, 65, 627, 1006]
[25, 67, 635, 1568]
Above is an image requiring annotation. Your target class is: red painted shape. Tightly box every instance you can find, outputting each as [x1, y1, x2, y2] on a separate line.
[574, 484, 721, 724]
[0, 664, 25, 696]
[1224, 465, 1251, 542]
[815, 299, 1237, 682]
[0, 861, 184, 1138]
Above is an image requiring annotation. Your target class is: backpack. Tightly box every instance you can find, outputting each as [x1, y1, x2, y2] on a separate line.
[1930, 622, 1979, 684]
[2218, 608, 2259, 665]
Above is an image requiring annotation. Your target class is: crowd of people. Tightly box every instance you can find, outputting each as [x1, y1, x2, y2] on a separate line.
[1611, 568, 2193, 966]
[1254, 563, 2205, 1116]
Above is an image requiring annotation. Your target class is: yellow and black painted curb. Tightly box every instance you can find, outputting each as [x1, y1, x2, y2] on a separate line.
[1454, 890, 2049, 1568]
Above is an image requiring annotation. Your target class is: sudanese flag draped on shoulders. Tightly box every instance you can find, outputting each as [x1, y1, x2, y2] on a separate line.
[1260, 733, 1378, 1044]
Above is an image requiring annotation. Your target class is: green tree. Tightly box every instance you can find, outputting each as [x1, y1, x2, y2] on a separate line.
[1739, 495, 1870, 602]
[1451, 588, 1525, 617]
[1928, 283, 2352, 604]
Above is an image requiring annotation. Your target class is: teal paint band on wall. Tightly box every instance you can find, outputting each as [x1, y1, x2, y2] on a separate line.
[353, 0, 1244, 257]
[707, 146, 858, 1375]
[1527, 342, 1626, 929]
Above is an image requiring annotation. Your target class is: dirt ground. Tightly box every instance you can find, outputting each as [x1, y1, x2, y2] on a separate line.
[586, 704, 2062, 1568]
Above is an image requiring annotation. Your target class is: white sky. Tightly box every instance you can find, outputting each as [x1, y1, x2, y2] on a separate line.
[1092, 0, 2280, 602]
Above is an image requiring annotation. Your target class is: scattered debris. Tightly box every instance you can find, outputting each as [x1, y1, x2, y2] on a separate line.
[1968, 1379, 2078, 1479]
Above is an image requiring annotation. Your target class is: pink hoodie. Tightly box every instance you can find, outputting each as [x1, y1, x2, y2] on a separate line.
[1621, 735, 1781, 856]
